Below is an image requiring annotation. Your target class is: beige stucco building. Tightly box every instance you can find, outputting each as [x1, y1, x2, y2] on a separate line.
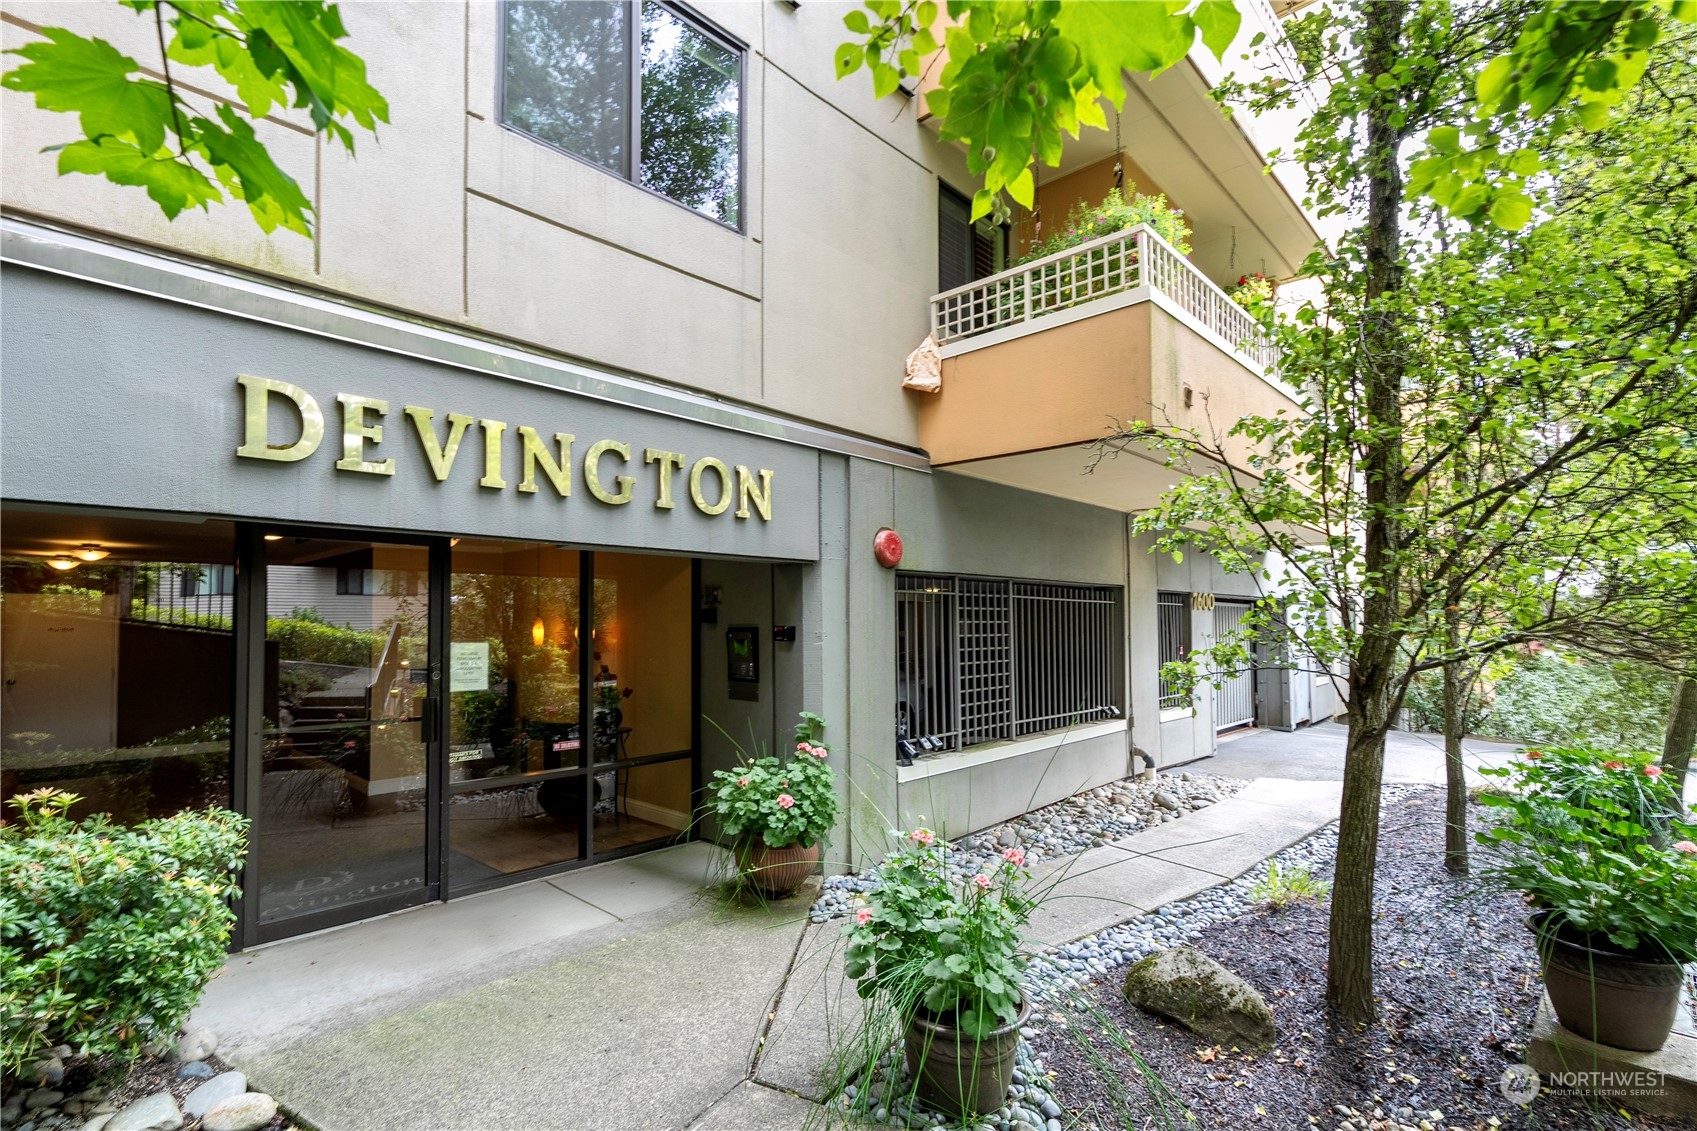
[0, 0, 1341, 944]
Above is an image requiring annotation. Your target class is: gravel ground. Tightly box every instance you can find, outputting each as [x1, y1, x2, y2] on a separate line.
[1039, 788, 1694, 1131]
[812, 772, 1246, 923]
[3, 1044, 293, 1131]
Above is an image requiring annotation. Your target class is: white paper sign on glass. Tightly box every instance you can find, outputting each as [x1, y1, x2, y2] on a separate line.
[450, 641, 490, 692]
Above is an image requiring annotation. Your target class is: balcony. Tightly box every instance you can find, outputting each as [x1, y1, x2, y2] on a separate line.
[916, 226, 1302, 513]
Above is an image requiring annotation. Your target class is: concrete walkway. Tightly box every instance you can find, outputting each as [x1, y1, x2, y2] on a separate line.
[192, 757, 1354, 1129]
[1200, 719, 1523, 784]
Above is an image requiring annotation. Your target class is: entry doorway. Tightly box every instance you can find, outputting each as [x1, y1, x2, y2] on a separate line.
[246, 530, 699, 944]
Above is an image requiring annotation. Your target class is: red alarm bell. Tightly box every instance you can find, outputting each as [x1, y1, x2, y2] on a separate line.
[873, 527, 903, 569]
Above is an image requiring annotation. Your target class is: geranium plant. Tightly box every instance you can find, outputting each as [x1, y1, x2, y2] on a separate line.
[841, 828, 1037, 1039]
[706, 711, 838, 850]
[1475, 746, 1697, 962]
[1230, 271, 1273, 306]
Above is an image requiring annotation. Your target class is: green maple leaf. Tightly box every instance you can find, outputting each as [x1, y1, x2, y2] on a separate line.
[193, 104, 313, 235]
[56, 137, 221, 219]
[1054, 1, 1193, 108]
[3, 28, 173, 153]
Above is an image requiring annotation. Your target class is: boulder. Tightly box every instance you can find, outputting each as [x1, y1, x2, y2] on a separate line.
[173, 1029, 217, 1063]
[201, 1093, 277, 1131]
[184, 1072, 247, 1118]
[1122, 946, 1276, 1053]
[104, 1092, 183, 1131]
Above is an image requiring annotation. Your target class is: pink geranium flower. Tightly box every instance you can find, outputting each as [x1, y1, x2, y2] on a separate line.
[777, 793, 795, 809]
[738, 777, 750, 787]
[1673, 841, 1697, 855]
[910, 828, 936, 846]
[972, 873, 992, 889]
[1002, 847, 1026, 866]
[856, 906, 874, 925]
[1603, 761, 1625, 771]
[1644, 765, 1664, 778]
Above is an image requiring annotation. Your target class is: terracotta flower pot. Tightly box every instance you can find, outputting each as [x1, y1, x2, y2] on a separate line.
[737, 837, 820, 897]
[904, 996, 1030, 1116]
[1528, 911, 1686, 1052]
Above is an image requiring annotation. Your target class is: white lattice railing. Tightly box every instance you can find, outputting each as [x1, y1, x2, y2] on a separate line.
[929, 225, 1278, 371]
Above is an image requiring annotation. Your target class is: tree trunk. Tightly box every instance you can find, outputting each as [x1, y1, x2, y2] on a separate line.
[1663, 675, 1696, 804]
[1442, 605, 1468, 875]
[1324, 0, 1409, 1028]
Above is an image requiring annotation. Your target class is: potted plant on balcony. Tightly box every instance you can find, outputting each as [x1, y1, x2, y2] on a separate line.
[1476, 746, 1697, 1051]
[841, 828, 1037, 1116]
[706, 712, 838, 897]
[1017, 187, 1192, 265]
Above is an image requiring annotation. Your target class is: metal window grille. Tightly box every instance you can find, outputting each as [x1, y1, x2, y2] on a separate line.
[1156, 591, 1191, 710]
[896, 573, 1121, 757]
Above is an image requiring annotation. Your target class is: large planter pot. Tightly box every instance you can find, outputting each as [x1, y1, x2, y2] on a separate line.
[736, 837, 820, 897]
[1528, 911, 1687, 1052]
[904, 996, 1031, 1116]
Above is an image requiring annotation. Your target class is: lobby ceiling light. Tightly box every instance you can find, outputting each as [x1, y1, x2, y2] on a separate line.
[73, 544, 109, 562]
[533, 616, 546, 647]
[263, 533, 284, 542]
[45, 556, 79, 571]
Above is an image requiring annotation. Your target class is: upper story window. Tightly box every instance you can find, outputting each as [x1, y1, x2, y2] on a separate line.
[502, 1, 744, 229]
[938, 184, 1008, 294]
[336, 569, 419, 597]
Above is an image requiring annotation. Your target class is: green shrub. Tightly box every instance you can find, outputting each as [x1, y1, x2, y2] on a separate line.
[0, 789, 249, 1074]
[264, 616, 382, 667]
[1017, 188, 1192, 265]
[1480, 652, 1675, 750]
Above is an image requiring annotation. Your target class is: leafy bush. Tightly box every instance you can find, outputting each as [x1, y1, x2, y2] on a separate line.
[1480, 652, 1674, 750]
[1251, 859, 1331, 910]
[1017, 188, 1191, 264]
[1476, 747, 1697, 962]
[0, 789, 249, 1073]
[264, 616, 382, 667]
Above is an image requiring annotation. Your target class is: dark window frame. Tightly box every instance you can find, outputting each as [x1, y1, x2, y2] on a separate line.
[937, 182, 1010, 294]
[497, 0, 748, 234]
[180, 564, 236, 598]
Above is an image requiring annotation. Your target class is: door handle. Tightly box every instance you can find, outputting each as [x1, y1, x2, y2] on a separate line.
[421, 697, 441, 744]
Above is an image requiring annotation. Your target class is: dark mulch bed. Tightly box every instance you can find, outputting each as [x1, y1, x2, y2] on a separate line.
[1042, 788, 1696, 1131]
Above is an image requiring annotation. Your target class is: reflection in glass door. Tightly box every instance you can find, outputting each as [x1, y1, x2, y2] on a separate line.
[256, 537, 431, 930]
[447, 543, 586, 891]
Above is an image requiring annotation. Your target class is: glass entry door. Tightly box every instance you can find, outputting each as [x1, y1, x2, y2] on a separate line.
[255, 536, 433, 934]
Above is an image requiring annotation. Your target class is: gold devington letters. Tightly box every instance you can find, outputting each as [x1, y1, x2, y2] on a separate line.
[234, 378, 774, 521]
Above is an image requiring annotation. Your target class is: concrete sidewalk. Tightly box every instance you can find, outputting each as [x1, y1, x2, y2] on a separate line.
[1023, 777, 1341, 945]
[194, 764, 1353, 1129]
[1200, 719, 1522, 784]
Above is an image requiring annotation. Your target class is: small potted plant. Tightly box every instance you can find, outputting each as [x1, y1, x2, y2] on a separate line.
[841, 827, 1037, 1115]
[706, 712, 838, 897]
[1476, 746, 1697, 1051]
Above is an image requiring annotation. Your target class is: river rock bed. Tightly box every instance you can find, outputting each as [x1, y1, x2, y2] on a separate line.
[810, 771, 1246, 923]
[1, 1029, 291, 1131]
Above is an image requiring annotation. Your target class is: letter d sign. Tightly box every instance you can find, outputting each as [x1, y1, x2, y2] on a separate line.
[236, 375, 324, 463]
